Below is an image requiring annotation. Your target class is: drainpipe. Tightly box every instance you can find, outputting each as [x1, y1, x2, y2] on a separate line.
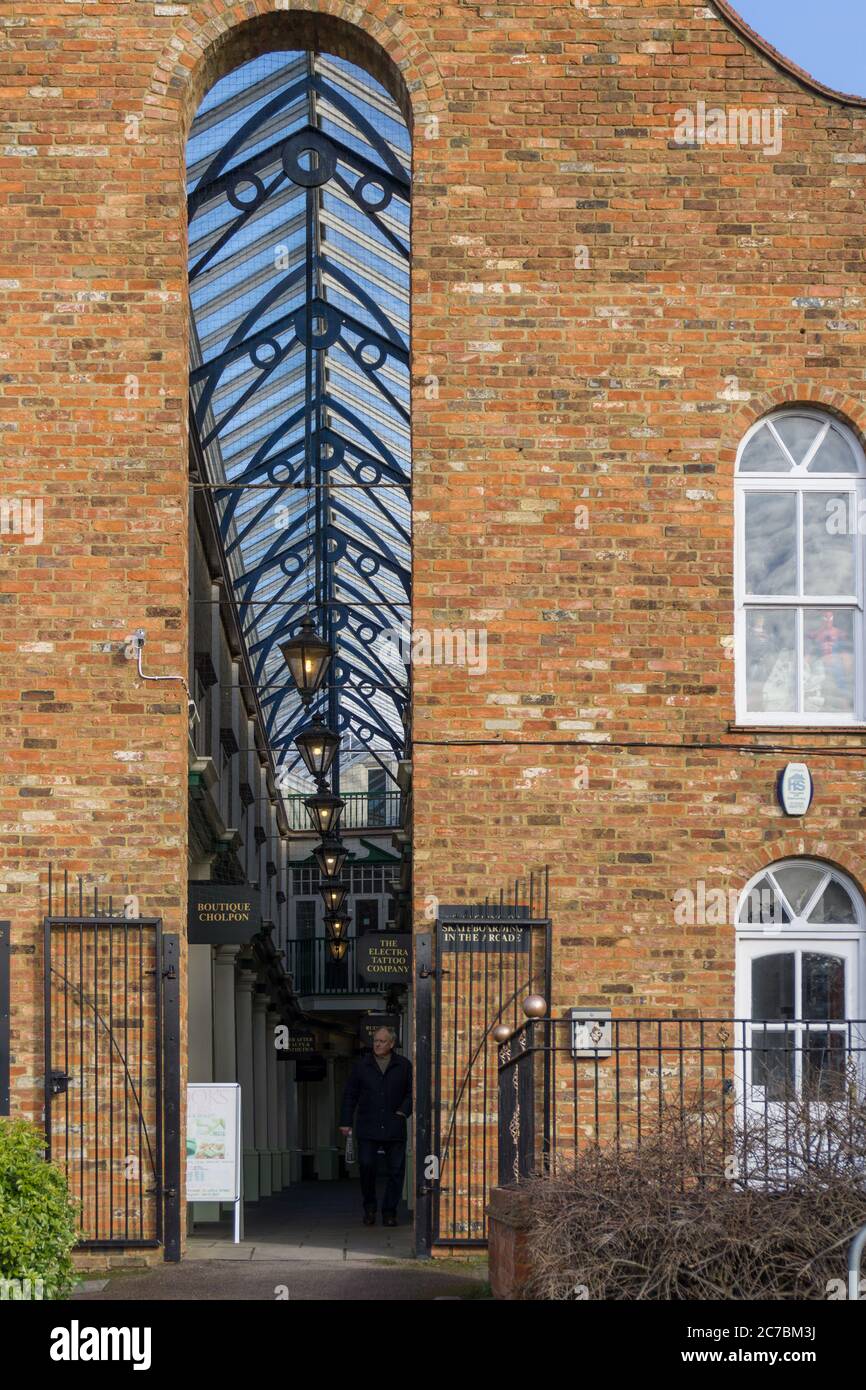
[849, 1222, 866, 1301]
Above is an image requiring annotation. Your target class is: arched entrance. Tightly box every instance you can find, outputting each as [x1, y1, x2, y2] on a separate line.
[183, 30, 414, 1248]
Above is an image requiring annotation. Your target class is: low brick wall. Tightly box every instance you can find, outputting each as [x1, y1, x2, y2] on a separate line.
[487, 1186, 533, 1300]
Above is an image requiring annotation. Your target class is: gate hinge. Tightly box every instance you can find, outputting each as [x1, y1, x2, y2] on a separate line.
[418, 965, 435, 978]
[162, 964, 177, 980]
[163, 1187, 177, 1200]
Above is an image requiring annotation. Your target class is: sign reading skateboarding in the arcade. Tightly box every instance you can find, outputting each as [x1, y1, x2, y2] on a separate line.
[356, 933, 412, 985]
[439, 921, 530, 953]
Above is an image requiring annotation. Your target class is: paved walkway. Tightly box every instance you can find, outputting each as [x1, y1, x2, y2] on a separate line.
[71, 1182, 489, 1302]
[190, 1179, 415, 1261]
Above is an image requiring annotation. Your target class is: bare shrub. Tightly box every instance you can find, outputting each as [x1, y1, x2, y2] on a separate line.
[519, 1096, 866, 1300]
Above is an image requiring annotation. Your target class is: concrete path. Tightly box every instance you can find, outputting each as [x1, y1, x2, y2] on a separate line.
[70, 1182, 489, 1302]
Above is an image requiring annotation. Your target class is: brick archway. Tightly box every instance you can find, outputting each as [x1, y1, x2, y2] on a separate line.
[146, 1, 444, 141]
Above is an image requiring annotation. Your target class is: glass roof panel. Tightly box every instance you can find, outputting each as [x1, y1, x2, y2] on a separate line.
[188, 50, 411, 789]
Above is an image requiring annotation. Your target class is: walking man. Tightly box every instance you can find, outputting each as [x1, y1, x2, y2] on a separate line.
[339, 1027, 412, 1226]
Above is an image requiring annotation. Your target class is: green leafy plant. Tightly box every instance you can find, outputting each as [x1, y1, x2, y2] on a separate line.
[0, 1117, 79, 1299]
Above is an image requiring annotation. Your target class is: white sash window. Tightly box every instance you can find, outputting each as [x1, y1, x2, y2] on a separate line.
[735, 410, 866, 724]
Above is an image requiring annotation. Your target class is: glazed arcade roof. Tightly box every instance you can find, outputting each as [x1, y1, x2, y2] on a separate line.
[187, 50, 410, 787]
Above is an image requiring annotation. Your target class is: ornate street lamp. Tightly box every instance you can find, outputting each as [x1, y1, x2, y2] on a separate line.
[320, 880, 348, 913]
[294, 714, 340, 782]
[314, 838, 348, 879]
[279, 615, 332, 706]
[304, 785, 344, 837]
[324, 909, 351, 941]
[327, 938, 349, 963]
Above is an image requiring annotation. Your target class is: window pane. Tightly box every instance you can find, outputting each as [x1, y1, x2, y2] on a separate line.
[802, 953, 845, 1020]
[774, 415, 819, 467]
[774, 863, 823, 917]
[738, 875, 789, 926]
[740, 424, 793, 473]
[744, 493, 797, 594]
[807, 879, 857, 925]
[803, 493, 855, 595]
[752, 953, 795, 1020]
[745, 609, 796, 713]
[802, 1030, 846, 1100]
[751, 1028, 795, 1101]
[809, 425, 859, 474]
[803, 608, 855, 713]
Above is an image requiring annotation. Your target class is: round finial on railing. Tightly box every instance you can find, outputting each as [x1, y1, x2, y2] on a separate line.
[522, 994, 547, 1019]
[492, 1023, 512, 1044]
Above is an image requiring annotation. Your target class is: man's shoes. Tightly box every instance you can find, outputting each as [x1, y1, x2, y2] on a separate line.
[363, 1210, 376, 1226]
[382, 1213, 397, 1228]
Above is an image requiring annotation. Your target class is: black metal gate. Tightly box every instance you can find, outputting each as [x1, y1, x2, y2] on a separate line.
[43, 870, 181, 1256]
[416, 874, 551, 1251]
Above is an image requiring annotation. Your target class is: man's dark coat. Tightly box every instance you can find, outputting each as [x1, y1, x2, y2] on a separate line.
[339, 1051, 413, 1141]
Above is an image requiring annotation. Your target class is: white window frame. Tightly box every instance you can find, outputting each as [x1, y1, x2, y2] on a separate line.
[735, 860, 865, 1016]
[734, 408, 866, 725]
[735, 861, 866, 1113]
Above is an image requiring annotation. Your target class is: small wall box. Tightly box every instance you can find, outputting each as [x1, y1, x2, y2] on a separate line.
[566, 1008, 613, 1059]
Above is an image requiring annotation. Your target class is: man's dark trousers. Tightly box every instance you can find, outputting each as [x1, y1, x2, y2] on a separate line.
[357, 1139, 405, 1215]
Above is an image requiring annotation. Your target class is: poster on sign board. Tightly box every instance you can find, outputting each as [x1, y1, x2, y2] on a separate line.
[186, 1083, 241, 1203]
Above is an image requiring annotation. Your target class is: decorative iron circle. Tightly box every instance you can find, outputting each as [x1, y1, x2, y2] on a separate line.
[358, 553, 380, 578]
[357, 622, 376, 643]
[268, 461, 294, 485]
[293, 303, 341, 351]
[359, 680, 375, 698]
[281, 131, 337, 188]
[250, 337, 283, 370]
[319, 436, 345, 471]
[227, 172, 266, 211]
[355, 175, 391, 212]
[356, 461, 381, 485]
[354, 339, 386, 372]
[279, 553, 303, 578]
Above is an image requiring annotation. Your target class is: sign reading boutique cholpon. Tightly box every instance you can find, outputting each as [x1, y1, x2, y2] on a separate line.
[356, 933, 412, 984]
[440, 921, 530, 953]
[188, 883, 261, 945]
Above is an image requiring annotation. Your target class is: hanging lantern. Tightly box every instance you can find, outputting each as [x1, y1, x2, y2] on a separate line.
[320, 879, 348, 913]
[314, 838, 348, 879]
[279, 615, 332, 705]
[304, 786, 345, 837]
[327, 937, 349, 962]
[294, 714, 340, 781]
[324, 909, 351, 940]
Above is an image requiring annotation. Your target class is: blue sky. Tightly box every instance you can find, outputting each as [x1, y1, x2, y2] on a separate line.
[732, 1, 866, 96]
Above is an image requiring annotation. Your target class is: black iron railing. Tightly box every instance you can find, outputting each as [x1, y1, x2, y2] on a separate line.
[283, 790, 403, 833]
[285, 937, 383, 995]
[497, 1016, 866, 1190]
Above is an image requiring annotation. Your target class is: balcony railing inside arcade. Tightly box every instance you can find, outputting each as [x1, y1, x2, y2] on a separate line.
[283, 790, 403, 834]
[496, 1016, 866, 1190]
[285, 937, 385, 996]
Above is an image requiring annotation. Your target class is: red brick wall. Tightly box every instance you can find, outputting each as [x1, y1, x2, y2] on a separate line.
[2, 0, 866, 1144]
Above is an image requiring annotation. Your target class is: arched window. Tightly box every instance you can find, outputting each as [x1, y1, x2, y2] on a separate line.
[735, 860, 865, 1101]
[735, 408, 866, 724]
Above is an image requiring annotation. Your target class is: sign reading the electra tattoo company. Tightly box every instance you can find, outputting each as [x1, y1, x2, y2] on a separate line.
[188, 883, 261, 945]
[356, 933, 412, 985]
[439, 921, 530, 953]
